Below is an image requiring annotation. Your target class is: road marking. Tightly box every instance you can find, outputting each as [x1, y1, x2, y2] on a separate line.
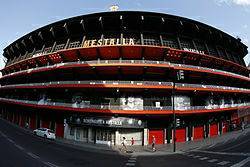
[27, 152, 40, 159]
[193, 155, 202, 158]
[7, 138, 14, 143]
[207, 143, 216, 148]
[217, 161, 230, 165]
[230, 157, 250, 167]
[220, 138, 250, 152]
[199, 157, 208, 160]
[193, 150, 250, 157]
[208, 159, 218, 163]
[14, 144, 24, 151]
[187, 154, 194, 157]
[45, 162, 59, 167]
[126, 156, 137, 166]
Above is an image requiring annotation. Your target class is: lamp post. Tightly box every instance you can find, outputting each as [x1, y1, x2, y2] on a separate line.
[173, 70, 184, 152]
[172, 81, 176, 152]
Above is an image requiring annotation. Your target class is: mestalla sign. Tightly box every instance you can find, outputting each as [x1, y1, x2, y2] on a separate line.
[67, 116, 145, 128]
[83, 38, 135, 47]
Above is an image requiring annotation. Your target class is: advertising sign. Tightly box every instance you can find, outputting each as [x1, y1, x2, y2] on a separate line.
[67, 116, 146, 128]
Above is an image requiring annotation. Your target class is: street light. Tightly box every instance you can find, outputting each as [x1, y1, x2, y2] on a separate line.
[173, 70, 184, 152]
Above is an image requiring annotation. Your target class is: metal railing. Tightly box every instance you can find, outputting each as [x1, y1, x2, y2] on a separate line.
[4, 42, 248, 76]
[1, 79, 249, 93]
[175, 83, 250, 92]
[2, 60, 249, 82]
[0, 80, 174, 89]
[0, 97, 249, 111]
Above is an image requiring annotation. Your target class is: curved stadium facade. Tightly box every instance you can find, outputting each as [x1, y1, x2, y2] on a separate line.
[0, 11, 250, 145]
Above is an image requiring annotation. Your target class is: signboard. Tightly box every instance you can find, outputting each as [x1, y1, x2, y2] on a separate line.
[120, 96, 143, 110]
[183, 48, 205, 54]
[66, 116, 146, 128]
[174, 95, 191, 110]
[83, 38, 135, 48]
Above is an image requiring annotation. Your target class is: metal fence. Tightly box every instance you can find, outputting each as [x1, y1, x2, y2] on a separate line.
[3, 60, 249, 81]
[0, 97, 249, 111]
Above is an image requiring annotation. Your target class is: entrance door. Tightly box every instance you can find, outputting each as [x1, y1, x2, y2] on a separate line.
[96, 130, 115, 145]
[149, 129, 164, 144]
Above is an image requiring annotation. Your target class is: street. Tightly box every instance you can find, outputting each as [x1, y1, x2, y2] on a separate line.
[0, 119, 127, 167]
[0, 118, 249, 167]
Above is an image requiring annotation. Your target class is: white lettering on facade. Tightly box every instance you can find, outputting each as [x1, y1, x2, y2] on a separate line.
[83, 38, 135, 47]
[183, 48, 205, 54]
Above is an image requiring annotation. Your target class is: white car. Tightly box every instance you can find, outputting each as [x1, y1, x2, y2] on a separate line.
[33, 128, 56, 140]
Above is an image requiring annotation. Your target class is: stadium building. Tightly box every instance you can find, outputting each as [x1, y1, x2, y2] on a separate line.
[0, 11, 249, 146]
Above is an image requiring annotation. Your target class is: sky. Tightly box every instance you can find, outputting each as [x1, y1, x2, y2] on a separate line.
[0, 0, 250, 69]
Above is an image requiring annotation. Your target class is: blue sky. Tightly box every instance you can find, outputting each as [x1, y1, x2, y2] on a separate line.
[0, 0, 250, 69]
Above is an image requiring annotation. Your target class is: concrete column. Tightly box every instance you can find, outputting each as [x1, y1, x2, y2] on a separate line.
[63, 119, 68, 139]
[218, 122, 220, 135]
[88, 128, 93, 143]
[186, 127, 188, 141]
[143, 128, 148, 146]
[164, 128, 167, 144]
[191, 126, 194, 141]
[115, 130, 120, 146]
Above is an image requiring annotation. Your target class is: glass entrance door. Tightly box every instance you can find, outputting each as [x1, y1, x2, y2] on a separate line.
[95, 129, 115, 145]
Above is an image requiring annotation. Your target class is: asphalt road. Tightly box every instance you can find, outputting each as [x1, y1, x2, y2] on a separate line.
[0, 118, 249, 167]
[0, 119, 127, 167]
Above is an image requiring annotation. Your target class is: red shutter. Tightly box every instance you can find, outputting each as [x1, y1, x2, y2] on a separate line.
[193, 126, 204, 140]
[149, 129, 164, 144]
[176, 128, 186, 142]
[29, 115, 36, 130]
[210, 123, 218, 137]
[41, 119, 50, 128]
[56, 122, 64, 138]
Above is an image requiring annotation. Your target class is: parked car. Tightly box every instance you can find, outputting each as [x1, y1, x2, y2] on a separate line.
[33, 128, 56, 140]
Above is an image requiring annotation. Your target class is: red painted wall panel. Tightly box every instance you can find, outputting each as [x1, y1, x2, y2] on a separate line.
[210, 123, 218, 137]
[20, 115, 26, 127]
[41, 119, 50, 128]
[56, 123, 64, 138]
[29, 115, 36, 130]
[193, 126, 204, 140]
[149, 129, 164, 144]
[176, 128, 186, 142]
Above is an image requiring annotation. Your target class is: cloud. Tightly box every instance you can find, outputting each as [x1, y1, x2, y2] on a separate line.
[215, 0, 250, 6]
[233, 0, 250, 5]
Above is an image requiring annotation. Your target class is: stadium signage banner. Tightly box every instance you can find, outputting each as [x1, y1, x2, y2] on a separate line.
[67, 116, 145, 128]
[183, 47, 205, 54]
[83, 38, 135, 47]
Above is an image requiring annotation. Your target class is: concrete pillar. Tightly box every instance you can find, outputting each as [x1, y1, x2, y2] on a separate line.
[63, 119, 68, 139]
[186, 127, 188, 141]
[88, 128, 93, 143]
[164, 128, 167, 144]
[191, 126, 194, 141]
[115, 130, 120, 146]
[143, 128, 148, 146]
